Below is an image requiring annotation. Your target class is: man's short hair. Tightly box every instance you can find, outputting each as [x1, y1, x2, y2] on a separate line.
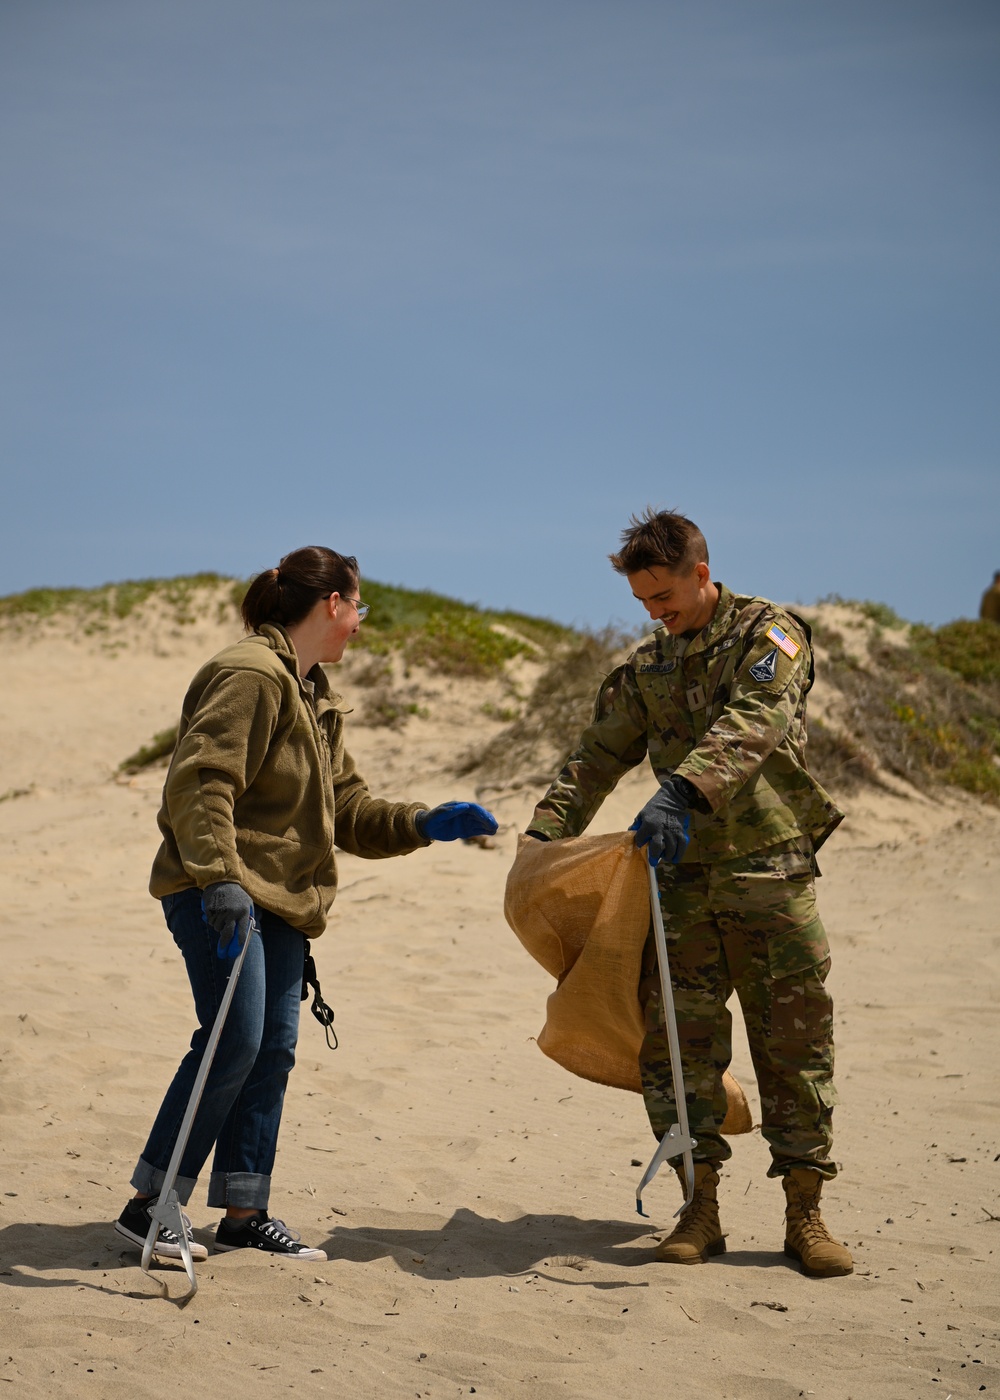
[609, 508, 709, 576]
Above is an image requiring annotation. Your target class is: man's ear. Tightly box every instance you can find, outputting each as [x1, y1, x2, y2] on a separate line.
[694, 562, 711, 586]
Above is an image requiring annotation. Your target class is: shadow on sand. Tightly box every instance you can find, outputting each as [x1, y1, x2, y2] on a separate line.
[0, 1212, 795, 1299]
[320, 1208, 794, 1280]
[0, 1219, 208, 1301]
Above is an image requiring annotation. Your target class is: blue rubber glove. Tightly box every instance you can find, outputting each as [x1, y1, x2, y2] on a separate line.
[202, 882, 256, 959]
[630, 777, 694, 867]
[416, 802, 499, 842]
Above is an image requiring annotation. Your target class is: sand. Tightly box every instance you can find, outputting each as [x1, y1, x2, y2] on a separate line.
[0, 614, 997, 1399]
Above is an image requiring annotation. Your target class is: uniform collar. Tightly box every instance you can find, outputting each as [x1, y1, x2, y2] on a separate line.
[674, 582, 735, 659]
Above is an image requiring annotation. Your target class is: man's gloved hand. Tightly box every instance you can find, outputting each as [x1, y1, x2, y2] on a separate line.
[202, 881, 256, 959]
[416, 802, 499, 842]
[630, 776, 696, 867]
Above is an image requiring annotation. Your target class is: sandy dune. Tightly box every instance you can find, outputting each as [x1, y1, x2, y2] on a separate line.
[1, 613, 997, 1399]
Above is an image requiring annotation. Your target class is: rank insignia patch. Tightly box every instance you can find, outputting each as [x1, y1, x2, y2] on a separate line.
[749, 649, 778, 683]
[766, 624, 800, 659]
[686, 681, 707, 710]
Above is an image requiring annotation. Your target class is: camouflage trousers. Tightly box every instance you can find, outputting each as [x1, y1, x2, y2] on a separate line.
[638, 839, 838, 1179]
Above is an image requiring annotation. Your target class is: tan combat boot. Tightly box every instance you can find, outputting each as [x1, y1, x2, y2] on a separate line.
[782, 1168, 853, 1277]
[653, 1162, 726, 1264]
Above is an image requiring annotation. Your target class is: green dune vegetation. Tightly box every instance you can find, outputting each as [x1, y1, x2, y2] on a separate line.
[0, 573, 241, 628]
[0, 572, 570, 663]
[806, 606, 1000, 801]
[2, 574, 998, 802]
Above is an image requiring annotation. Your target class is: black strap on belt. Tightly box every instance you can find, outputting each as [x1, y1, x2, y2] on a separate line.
[301, 941, 338, 1050]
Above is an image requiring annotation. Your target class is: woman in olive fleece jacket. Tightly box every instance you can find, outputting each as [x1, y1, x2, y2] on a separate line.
[115, 546, 497, 1265]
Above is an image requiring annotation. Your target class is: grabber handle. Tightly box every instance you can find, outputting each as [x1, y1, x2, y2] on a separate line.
[635, 861, 697, 1218]
[141, 916, 258, 1298]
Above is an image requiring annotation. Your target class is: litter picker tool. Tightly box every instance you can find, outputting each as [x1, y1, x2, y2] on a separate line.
[141, 916, 258, 1299]
[635, 861, 697, 1218]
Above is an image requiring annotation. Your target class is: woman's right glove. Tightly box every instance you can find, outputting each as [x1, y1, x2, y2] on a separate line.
[415, 802, 498, 842]
[202, 881, 256, 959]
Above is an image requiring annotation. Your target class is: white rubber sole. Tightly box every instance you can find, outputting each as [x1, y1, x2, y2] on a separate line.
[214, 1239, 328, 1261]
[114, 1218, 209, 1263]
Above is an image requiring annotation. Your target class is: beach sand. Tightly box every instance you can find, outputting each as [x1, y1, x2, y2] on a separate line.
[0, 615, 997, 1398]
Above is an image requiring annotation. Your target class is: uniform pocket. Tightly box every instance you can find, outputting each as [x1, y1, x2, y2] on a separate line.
[712, 851, 825, 986]
[769, 956, 833, 1041]
[758, 867, 832, 1041]
[762, 870, 829, 979]
[815, 1079, 838, 1109]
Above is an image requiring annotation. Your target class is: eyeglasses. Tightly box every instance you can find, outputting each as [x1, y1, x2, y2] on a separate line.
[324, 592, 369, 621]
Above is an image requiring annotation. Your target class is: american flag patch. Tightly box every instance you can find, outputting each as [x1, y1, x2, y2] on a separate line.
[766, 623, 800, 659]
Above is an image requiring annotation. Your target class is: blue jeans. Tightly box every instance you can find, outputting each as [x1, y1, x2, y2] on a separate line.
[131, 888, 305, 1210]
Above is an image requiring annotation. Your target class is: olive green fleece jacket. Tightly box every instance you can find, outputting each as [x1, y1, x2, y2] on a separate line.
[149, 623, 430, 936]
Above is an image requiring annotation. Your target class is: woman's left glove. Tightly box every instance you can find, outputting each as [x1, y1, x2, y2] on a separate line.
[202, 881, 256, 959]
[416, 802, 499, 842]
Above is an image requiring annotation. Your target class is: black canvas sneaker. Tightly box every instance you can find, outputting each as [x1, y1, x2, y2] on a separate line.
[214, 1211, 328, 1260]
[114, 1196, 209, 1262]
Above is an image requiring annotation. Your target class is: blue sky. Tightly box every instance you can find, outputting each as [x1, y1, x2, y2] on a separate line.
[2, 0, 997, 629]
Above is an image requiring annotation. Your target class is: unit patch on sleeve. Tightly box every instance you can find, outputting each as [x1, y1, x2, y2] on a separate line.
[766, 624, 800, 659]
[749, 649, 778, 683]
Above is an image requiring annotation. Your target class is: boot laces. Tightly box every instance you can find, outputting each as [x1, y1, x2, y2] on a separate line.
[681, 1187, 708, 1218]
[791, 1189, 834, 1245]
[672, 1183, 717, 1233]
[800, 1207, 834, 1246]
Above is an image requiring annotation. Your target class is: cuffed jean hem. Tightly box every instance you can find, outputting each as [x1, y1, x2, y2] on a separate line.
[131, 1158, 198, 1206]
[207, 1170, 271, 1210]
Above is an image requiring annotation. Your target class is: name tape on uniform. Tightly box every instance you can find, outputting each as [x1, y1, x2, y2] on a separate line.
[766, 624, 800, 659]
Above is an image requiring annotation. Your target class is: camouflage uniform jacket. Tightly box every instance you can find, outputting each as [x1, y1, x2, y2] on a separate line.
[530, 584, 843, 862]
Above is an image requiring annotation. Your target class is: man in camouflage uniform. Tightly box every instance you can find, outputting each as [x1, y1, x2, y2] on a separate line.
[527, 509, 852, 1277]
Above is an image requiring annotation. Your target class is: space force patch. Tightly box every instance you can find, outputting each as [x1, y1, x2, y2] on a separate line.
[749, 649, 778, 683]
[766, 623, 800, 659]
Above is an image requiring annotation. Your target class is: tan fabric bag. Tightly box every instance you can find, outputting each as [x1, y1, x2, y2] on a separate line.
[504, 831, 752, 1134]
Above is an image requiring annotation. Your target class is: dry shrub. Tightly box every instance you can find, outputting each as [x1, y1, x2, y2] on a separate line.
[816, 632, 1000, 802]
[357, 684, 428, 730]
[457, 629, 630, 788]
[804, 717, 878, 794]
[350, 656, 393, 688]
[118, 725, 179, 774]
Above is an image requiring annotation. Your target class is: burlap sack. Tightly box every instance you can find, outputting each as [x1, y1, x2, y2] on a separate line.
[504, 830, 752, 1135]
